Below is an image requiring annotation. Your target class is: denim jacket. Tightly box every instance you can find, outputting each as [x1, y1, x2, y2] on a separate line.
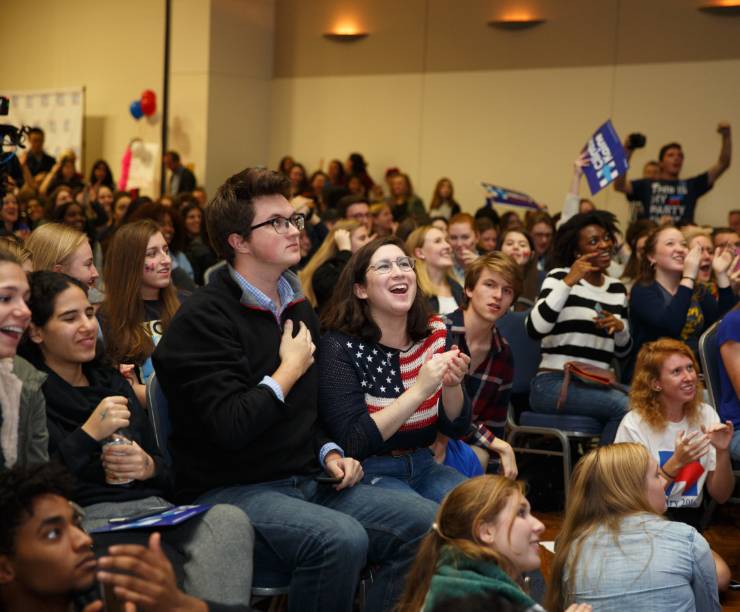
[565, 513, 719, 611]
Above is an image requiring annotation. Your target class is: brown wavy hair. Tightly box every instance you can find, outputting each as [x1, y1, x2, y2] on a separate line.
[621, 219, 658, 284]
[637, 223, 683, 286]
[320, 236, 431, 343]
[546, 443, 658, 611]
[629, 338, 703, 430]
[396, 476, 526, 612]
[99, 219, 180, 365]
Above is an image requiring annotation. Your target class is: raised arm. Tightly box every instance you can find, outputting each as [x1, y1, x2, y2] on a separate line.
[707, 122, 732, 187]
[613, 136, 636, 197]
[559, 154, 588, 229]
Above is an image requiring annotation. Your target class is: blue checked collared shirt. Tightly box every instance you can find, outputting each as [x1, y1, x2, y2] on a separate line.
[228, 265, 344, 468]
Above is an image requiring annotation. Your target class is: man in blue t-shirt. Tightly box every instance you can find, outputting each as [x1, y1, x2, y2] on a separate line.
[614, 122, 731, 224]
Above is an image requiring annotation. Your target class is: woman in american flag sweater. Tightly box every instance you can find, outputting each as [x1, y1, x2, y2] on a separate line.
[526, 211, 631, 444]
[319, 236, 473, 503]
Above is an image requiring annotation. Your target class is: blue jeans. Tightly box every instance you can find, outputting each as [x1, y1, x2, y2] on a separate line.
[362, 448, 467, 503]
[529, 372, 629, 445]
[197, 475, 437, 612]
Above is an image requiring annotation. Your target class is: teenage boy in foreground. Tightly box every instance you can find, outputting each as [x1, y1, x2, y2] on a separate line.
[152, 168, 437, 612]
[0, 463, 242, 612]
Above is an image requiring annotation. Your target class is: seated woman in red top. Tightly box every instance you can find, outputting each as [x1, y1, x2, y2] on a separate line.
[319, 236, 472, 503]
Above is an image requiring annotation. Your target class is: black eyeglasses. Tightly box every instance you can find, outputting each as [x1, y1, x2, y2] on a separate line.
[250, 213, 306, 234]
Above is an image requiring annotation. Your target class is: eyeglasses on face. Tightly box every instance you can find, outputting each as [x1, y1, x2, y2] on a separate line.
[250, 213, 306, 234]
[367, 256, 415, 275]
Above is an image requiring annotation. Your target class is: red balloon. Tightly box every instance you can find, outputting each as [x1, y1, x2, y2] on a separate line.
[141, 96, 156, 116]
[141, 89, 156, 104]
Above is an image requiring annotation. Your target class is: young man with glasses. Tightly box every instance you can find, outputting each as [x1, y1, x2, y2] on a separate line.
[338, 194, 372, 231]
[152, 168, 437, 612]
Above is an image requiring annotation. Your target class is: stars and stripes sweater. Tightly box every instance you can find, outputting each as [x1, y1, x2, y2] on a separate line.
[526, 268, 631, 371]
[318, 317, 472, 460]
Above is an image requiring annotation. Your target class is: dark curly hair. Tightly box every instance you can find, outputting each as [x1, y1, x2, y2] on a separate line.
[320, 236, 431, 344]
[27, 271, 87, 328]
[19, 271, 88, 365]
[0, 463, 76, 555]
[550, 211, 620, 269]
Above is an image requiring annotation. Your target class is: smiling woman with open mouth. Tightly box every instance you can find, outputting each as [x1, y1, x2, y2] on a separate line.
[526, 210, 632, 445]
[0, 248, 49, 471]
[627, 224, 737, 381]
[318, 235, 473, 504]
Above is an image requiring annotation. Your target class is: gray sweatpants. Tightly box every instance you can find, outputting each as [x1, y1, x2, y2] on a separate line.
[83, 496, 254, 606]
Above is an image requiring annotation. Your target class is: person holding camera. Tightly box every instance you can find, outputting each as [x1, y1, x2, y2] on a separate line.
[614, 123, 732, 225]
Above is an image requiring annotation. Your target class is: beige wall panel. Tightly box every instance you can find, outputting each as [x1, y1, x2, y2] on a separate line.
[205, 0, 275, 192]
[269, 74, 425, 182]
[169, 0, 213, 182]
[418, 66, 618, 215]
[427, 0, 619, 72]
[611, 59, 740, 228]
[274, 0, 740, 78]
[171, 0, 211, 74]
[274, 0, 427, 77]
[2, 0, 164, 177]
[617, 0, 740, 65]
[269, 59, 740, 230]
[169, 73, 210, 183]
[210, 0, 275, 80]
[206, 75, 272, 193]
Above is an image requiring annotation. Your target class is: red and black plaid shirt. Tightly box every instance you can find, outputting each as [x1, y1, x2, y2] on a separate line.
[443, 308, 513, 450]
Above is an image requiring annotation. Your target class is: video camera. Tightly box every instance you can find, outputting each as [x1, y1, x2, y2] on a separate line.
[0, 95, 31, 198]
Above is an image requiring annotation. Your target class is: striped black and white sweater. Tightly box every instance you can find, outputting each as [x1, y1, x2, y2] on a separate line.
[526, 268, 631, 371]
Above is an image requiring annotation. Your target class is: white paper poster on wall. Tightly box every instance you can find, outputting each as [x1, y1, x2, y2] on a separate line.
[3, 87, 85, 167]
[128, 140, 161, 197]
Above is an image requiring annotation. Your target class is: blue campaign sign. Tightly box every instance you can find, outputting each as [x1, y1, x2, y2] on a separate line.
[582, 120, 629, 195]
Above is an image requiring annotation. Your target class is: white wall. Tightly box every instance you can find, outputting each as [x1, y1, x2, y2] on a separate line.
[2, 0, 165, 186]
[269, 59, 740, 229]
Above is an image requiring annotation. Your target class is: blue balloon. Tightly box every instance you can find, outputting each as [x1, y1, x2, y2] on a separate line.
[129, 100, 143, 120]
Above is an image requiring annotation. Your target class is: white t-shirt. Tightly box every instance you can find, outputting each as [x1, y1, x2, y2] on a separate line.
[436, 295, 459, 316]
[615, 403, 718, 508]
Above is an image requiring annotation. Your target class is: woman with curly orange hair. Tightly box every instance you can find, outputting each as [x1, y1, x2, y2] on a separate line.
[615, 337, 732, 588]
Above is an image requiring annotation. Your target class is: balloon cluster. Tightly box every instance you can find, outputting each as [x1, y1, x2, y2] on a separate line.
[129, 90, 157, 120]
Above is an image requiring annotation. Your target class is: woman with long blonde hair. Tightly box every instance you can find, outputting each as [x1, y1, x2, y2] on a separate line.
[25, 222, 99, 290]
[99, 219, 180, 393]
[547, 443, 720, 611]
[616, 337, 732, 589]
[397, 475, 589, 612]
[298, 218, 369, 310]
[405, 225, 463, 315]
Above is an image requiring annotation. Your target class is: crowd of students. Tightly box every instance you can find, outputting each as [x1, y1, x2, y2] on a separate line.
[0, 130, 739, 611]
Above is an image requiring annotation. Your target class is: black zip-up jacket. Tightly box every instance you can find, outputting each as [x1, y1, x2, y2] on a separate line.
[152, 265, 331, 501]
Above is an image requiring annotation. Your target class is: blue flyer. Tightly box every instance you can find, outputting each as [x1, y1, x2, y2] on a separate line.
[582, 120, 629, 195]
[481, 182, 540, 210]
[90, 504, 212, 533]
